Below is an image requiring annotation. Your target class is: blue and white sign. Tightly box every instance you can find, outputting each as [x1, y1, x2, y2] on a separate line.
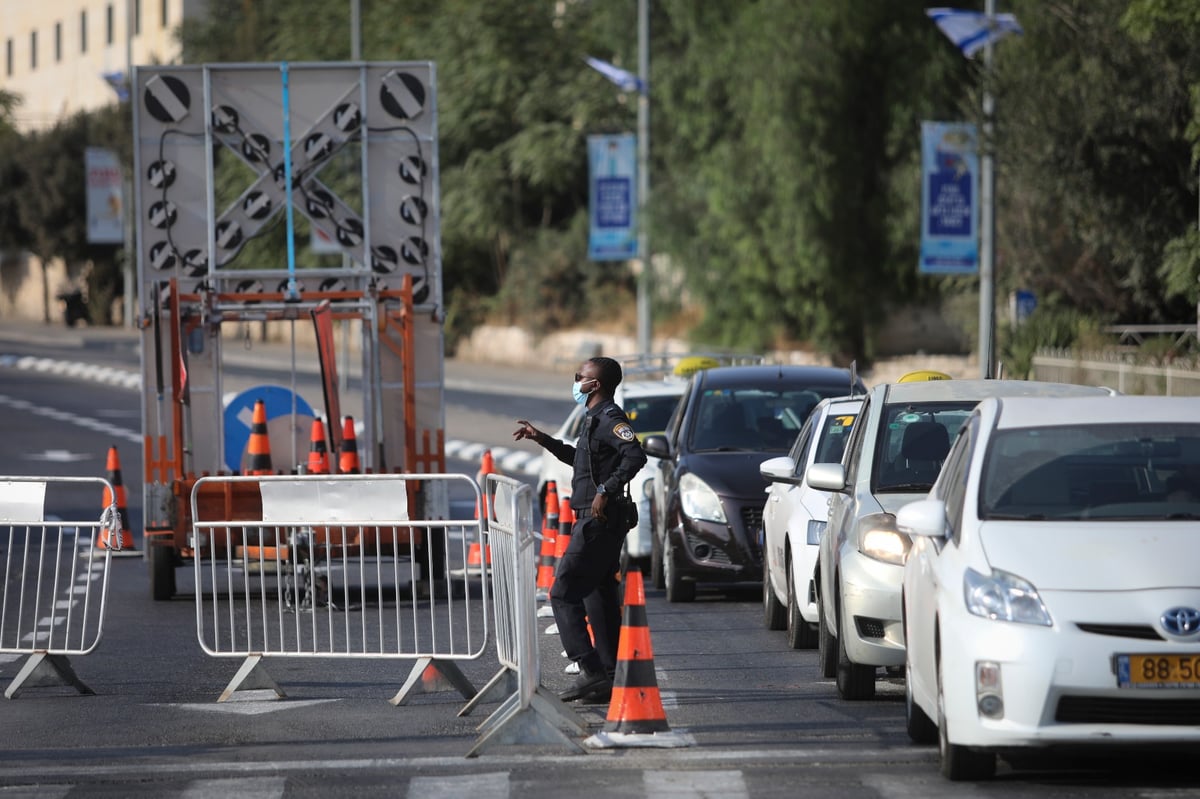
[588, 134, 638, 261]
[920, 122, 978, 275]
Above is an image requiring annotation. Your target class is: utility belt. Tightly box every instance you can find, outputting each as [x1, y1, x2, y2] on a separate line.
[574, 493, 637, 530]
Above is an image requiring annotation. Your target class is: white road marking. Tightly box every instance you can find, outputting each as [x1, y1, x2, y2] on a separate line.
[180, 777, 286, 798]
[644, 769, 748, 799]
[171, 697, 341, 716]
[407, 772, 510, 799]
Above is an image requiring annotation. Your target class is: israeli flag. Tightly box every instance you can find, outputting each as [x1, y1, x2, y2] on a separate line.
[926, 8, 1023, 58]
[585, 57, 646, 94]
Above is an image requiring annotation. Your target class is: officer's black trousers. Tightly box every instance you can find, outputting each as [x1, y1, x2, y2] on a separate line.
[549, 514, 625, 676]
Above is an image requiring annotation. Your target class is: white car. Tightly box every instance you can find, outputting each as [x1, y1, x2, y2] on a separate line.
[760, 396, 863, 649]
[806, 379, 1114, 700]
[537, 354, 747, 568]
[899, 395, 1200, 781]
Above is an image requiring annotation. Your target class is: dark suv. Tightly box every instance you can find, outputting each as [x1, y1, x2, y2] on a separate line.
[644, 365, 865, 602]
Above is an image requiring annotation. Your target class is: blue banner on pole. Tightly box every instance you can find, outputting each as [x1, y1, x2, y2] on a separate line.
[919, 122, 978, 275]
[588, 134, 638, 261]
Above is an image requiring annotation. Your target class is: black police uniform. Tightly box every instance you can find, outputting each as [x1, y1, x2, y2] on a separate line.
[542, 398, 647, 679]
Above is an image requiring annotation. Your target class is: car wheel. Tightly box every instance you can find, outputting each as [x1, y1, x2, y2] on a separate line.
[937, 649, 996, 780]
[835, 589, 876, 700]
[650, 530, 665, 590]
[763, 550, 786, 630]
[905, 655, 938, 744]
[817, 583, 837, 678]
[786, 557, 817, 649]
[664, 539, 695, 603]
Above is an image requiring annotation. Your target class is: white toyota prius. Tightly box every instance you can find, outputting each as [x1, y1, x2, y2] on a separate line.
[899, 395, 1200, 781]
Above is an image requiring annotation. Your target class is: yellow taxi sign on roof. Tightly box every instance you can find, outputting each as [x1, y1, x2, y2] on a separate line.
[673, 356, 722, 378]
[897, 369, 953, 383]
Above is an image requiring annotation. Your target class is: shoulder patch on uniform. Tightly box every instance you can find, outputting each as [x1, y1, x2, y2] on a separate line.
[603, 404, 622, 418]
[613, 422, 635, 442]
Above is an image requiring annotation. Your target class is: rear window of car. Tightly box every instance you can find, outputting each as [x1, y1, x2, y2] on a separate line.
[688, 385, 848, 452]
[980, 423, 1200, 520]
[624, 393, 681, 435]
[872, 401, 977, 493]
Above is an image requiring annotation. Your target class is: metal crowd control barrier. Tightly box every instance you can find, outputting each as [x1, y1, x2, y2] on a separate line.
[190, 474, 488, 704]
[0, 476, 118, 698]
[466, 474, 585, 756]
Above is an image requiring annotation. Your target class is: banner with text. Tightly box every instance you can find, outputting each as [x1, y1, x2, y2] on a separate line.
[86, 147, 125, 245]
[919, 122, 978, 275]
[587, 134, 638, 261]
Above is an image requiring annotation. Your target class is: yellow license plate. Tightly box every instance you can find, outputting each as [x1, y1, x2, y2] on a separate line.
[1117, 654, 1200, 688]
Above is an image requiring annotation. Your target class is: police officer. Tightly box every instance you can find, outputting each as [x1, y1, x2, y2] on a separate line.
[514, 356, 647, 702]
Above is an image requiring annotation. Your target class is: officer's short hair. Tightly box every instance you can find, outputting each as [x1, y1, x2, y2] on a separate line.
[588, 357, 623, 394]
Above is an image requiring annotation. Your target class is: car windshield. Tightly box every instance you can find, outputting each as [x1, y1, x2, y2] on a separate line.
[624, 393, 681, 436]
[873, 401, 976, 493]
[980, 423, 1200, 521]
[815, 411, 858, 464]
[690, 386, 845, 452]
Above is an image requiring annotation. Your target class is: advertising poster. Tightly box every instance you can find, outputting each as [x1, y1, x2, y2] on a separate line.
[86, 147, 125, 244]
[919, 122, 978, 274]
[587, 134, 638, 261]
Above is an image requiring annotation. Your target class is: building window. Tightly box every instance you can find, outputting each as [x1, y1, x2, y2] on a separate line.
[30, 30, 37, 70]
[135, 0, 142, 35]
[55, 22, 62, 63]
[161, 0, 168, 28]
[81, 9, 88, 53]
[106, 4, 114, 46]
[5, 39, 12, 78]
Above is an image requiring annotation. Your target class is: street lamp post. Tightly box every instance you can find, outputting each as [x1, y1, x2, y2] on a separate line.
[635, 0, 651, 355]
[979, 0, 996, 378]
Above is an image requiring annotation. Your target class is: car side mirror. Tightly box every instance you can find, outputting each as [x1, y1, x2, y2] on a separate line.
[895, 499, 948, 539]
[759, 456, 800, 484]
[805, 462, 847, 493]
[643, 434, 670, 459]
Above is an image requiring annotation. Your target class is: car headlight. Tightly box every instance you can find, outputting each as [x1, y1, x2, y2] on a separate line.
[856, 512, 909, 565]
[963, 568, 1053, 626]
[679, 472, 727, 524]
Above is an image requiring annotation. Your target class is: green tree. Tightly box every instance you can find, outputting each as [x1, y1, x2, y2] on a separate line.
[651, 1, 968, 362]
[993, 0, 1199, 323]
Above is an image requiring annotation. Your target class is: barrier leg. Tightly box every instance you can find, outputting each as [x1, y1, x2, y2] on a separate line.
[4, 652, 94, 699]
[390, 657, 477, 707]
[467, 687, 587, 757]
[218, 654, 286, 702]
[458, 666, 517, 717]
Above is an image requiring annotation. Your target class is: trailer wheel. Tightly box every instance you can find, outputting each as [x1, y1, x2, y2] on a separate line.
[149, 543, 176, 601]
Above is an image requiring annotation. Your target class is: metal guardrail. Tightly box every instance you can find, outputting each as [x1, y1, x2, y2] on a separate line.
[1032, 350, 1200, 396]
[190, 473, 488, 704]
[466, 474, 585, 756]
[0, 476, 118, 698]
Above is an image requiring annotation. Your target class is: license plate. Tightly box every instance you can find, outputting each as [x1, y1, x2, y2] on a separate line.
[1117, 654, 1200, 688]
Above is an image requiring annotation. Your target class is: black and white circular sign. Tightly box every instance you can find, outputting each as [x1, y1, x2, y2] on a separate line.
[143, 74, 192, 124]
[398, 155, 426, 185]
[148, 200, 178, 229]
[380, 71, 426, 120]
[147, 159, 176, 189]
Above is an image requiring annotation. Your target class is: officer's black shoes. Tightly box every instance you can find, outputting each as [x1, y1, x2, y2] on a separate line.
[559, 667, 612, 702]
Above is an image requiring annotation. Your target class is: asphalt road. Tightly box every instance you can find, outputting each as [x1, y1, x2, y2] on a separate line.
[0, 323, 1196, 797]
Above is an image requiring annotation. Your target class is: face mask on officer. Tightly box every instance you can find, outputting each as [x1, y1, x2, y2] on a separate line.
[572, 374, 597, 405]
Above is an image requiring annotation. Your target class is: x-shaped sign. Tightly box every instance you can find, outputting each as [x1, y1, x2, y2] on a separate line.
[209, 84, 383, 271]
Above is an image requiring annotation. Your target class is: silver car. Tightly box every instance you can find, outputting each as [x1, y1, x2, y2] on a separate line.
[807, 378, 1114, 700]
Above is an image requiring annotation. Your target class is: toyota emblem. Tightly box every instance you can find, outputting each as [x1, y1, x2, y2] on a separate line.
[1160, 606, 1200, 637]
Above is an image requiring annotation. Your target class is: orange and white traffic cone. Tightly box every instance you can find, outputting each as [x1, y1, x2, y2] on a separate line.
[245, 399, 274, 476]
[474, 448, 498, 520]
[306, 417, 330, 475]
[338, 415, 361, 474]
[535, 481, 558, 602]
[583, 569, 691, 749]
[97, 445, 138, 555]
